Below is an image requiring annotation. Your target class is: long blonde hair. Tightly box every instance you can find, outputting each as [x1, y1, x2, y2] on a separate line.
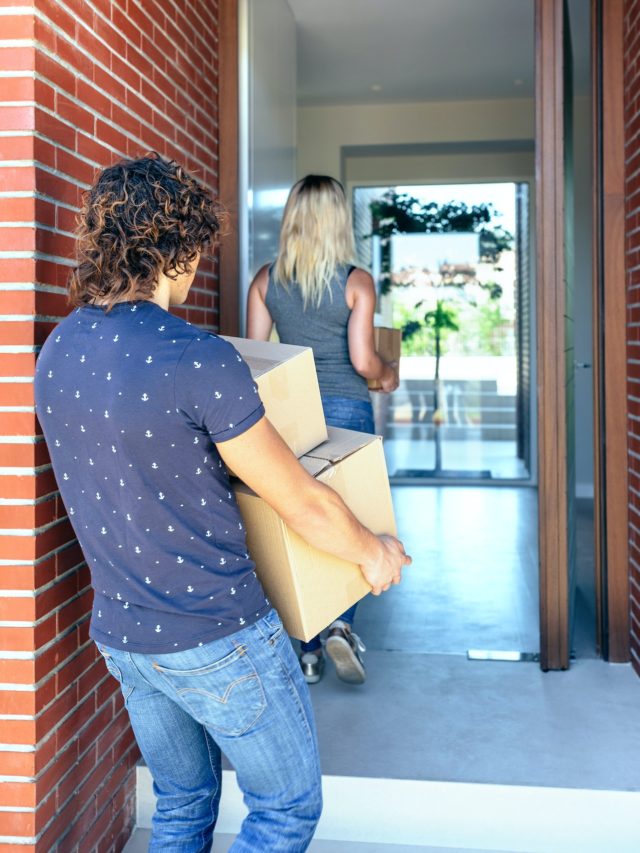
[273, 175, 356, 308]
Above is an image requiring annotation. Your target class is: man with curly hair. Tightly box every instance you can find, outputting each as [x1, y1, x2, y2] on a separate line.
[34, 155, 409, 852]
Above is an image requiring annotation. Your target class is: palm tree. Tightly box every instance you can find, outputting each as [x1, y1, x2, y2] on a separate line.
[404, 300, 459, 474]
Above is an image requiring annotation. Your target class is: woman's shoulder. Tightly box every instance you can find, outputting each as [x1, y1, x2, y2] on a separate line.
[250, 263, 272, 298]
[343, 266, 375, 310]
[345, 266, 375, 292]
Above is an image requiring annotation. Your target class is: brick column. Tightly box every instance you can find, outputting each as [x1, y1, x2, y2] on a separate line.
[0, 1, 221, 848]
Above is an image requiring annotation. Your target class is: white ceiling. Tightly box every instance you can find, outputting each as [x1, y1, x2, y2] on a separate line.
[288, 0, 590, 106]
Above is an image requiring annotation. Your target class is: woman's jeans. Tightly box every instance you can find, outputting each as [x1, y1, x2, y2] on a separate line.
[300, 395, 375, 655]
[98, 610, 321, 852]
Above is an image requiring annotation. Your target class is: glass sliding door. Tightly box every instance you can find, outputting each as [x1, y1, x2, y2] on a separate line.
[354, 182, 532, 482]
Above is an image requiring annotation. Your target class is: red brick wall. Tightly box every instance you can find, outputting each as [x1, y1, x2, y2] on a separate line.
[625, 0, 640, 677]
[0, 1, 221, 849]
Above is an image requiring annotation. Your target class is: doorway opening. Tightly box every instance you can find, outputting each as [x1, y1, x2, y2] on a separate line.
[237, 0, 598, 689]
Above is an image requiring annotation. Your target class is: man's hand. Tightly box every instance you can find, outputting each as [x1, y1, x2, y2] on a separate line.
[360, 534, 411, 595]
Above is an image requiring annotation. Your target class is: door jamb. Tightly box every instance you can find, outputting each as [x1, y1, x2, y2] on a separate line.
[536, 0, 570, 671]
[592, 0, 630, 662]
[218, 0, 241, 336]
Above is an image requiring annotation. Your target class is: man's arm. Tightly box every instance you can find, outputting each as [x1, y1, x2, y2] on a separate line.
[217, 416, 410, 594]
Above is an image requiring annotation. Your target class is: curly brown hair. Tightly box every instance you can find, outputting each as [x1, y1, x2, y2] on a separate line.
[68, 154, 224, 308]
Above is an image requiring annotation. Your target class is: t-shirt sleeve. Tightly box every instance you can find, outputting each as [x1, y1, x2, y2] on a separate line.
[174, 335, 265, 442]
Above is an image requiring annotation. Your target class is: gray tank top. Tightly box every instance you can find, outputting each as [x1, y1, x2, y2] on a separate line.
[265, 264, 370, 402]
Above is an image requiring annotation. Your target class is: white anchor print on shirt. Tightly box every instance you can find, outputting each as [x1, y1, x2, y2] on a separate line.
[40, 317, 267, 650]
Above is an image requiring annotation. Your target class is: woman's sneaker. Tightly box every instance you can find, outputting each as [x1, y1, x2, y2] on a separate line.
[300, 650, 325, 684]
[325, 620, 366, 684]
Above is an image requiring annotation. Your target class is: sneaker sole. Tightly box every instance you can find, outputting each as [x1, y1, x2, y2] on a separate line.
[325, 635, 366, 684]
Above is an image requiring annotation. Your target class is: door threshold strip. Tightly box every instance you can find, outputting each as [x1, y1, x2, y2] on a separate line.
[466, 650, 540, 662]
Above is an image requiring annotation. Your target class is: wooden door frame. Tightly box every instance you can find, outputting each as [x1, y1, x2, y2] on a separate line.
[218, 0, 241, 336]
[591, 0, 629, 662]
[220, 0, 631, 667]
[536, 0, 571, 671]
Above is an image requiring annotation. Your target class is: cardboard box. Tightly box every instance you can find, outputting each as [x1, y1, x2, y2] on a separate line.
[368, 327, 402, 390]
[233, 427, 397, 641]
[222, 336, 327, 458]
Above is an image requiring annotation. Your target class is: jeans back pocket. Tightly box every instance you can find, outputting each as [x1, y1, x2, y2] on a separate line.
[153, 644, 266, 737]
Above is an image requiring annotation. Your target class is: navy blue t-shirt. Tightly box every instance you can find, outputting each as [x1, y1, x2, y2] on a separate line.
[34, 300, 269, 653]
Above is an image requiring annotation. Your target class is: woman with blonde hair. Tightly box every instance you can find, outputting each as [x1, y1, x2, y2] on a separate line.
[247, 174, 398, 685]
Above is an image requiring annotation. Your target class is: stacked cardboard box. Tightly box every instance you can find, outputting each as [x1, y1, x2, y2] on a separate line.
[222, 336, 327, 457]
[225, 337, 397, 641]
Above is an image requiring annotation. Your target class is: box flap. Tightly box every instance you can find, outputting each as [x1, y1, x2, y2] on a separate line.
[315, 438, 396, 536]
[298, 455, 331, 478]
[304, 426, 377, 465]
[221, 336, 311, 378]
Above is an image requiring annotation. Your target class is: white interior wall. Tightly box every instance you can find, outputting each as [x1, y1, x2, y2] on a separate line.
[297, 98, 535, 179]
[344, 150, 534, 189]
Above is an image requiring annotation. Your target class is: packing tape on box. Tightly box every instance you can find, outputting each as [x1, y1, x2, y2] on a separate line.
[273, 417, 303, 455]
[262, 365, 289, 403]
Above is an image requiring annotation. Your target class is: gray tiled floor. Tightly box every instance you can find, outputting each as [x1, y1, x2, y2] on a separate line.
[357, 486, 541, 655]
[123, 829, 513, 852]
[307, 650, 640, 789]
[298, 488, 637, 791]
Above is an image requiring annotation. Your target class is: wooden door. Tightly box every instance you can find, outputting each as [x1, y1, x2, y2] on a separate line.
[536, 0, 576, 670]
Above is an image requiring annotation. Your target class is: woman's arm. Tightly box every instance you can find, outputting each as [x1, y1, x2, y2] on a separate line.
[346, 268, 399, 392]
[247, 264, 273, 341]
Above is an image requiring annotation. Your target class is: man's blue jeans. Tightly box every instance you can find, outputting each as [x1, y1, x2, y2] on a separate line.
[97, 609, 322, 852]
